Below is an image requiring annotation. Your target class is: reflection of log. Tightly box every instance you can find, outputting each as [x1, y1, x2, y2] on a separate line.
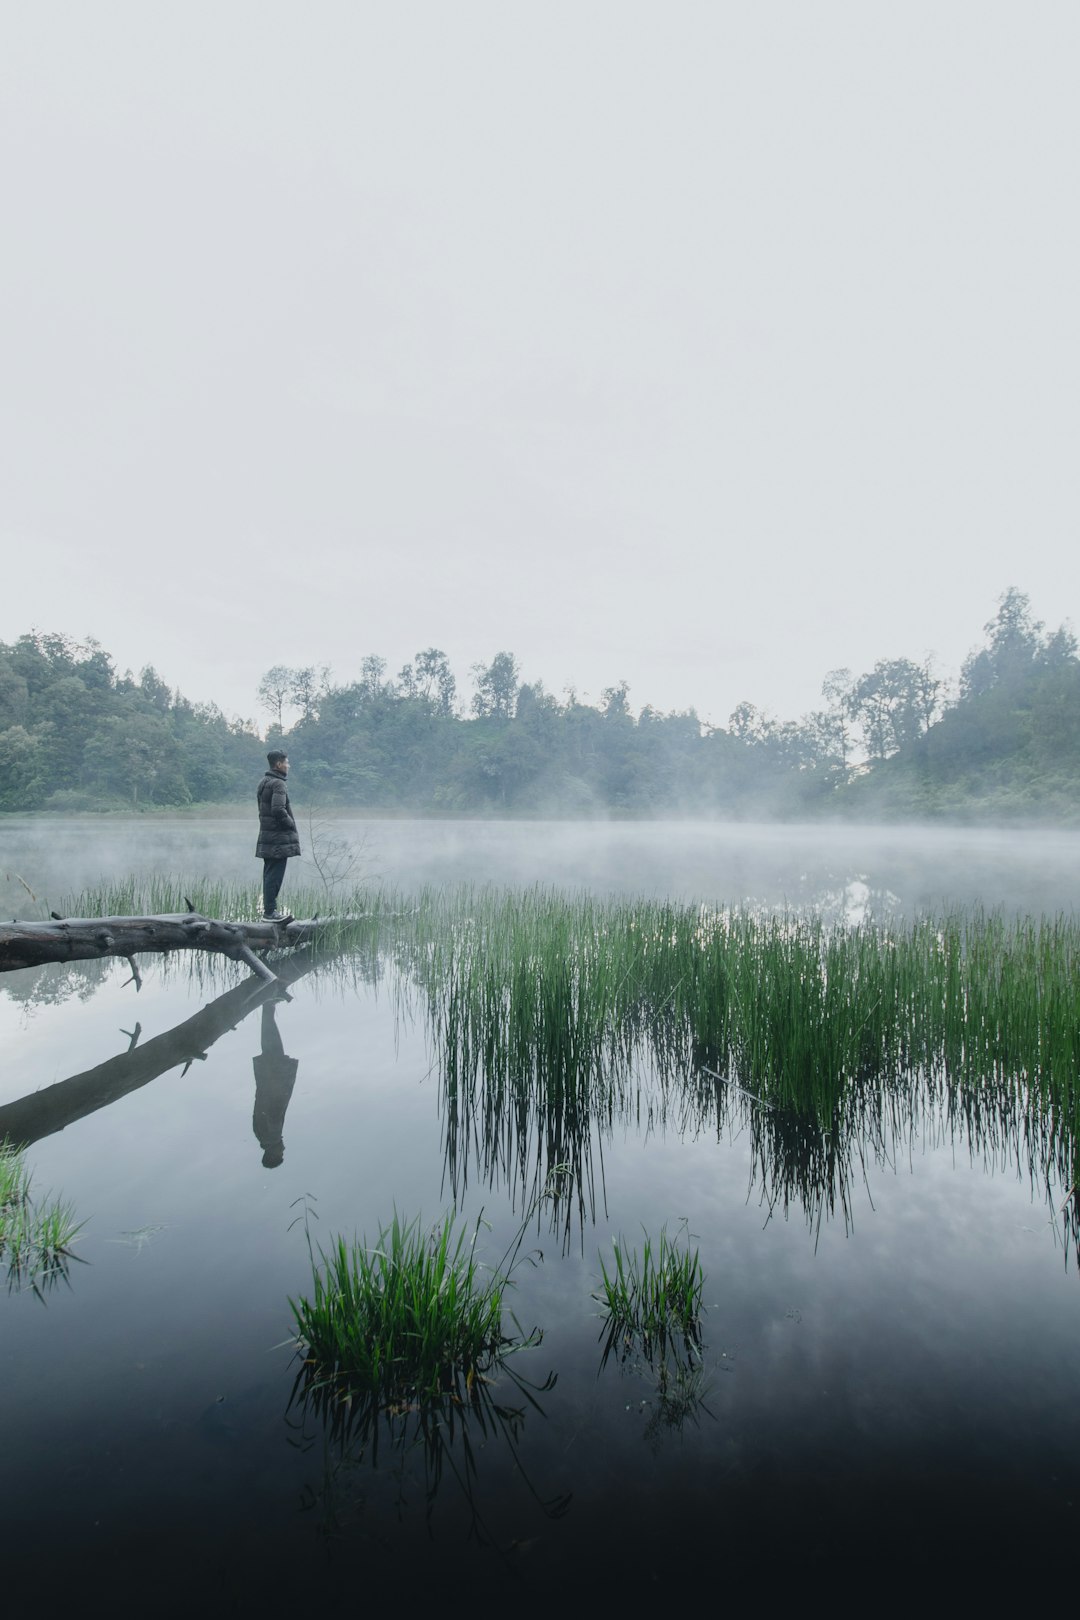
[0, 948, 320, 1150]
[0, 912, 358, 982]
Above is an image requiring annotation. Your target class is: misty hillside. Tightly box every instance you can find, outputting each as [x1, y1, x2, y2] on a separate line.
[1, 591, 1077, 822]
[839, 590, 1080, 822]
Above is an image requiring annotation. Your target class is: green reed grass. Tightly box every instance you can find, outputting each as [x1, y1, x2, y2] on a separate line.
[57, 877, 1080, 1221]
[595, 1224, 705, 1364]
[0, 1141, 84, 1296]
[59, 874, 399, 924]
[395, 886, 1080, 1114]
[0, 1139, 30, 1212]
[289, 1209, 535, 1412]
[373, 886, 1080, 1234]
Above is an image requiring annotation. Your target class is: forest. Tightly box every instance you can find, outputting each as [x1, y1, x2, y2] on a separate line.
[1, 589, 1077, 821]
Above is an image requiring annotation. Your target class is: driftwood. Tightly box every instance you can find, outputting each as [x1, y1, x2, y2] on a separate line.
[0, 911, 357, 983]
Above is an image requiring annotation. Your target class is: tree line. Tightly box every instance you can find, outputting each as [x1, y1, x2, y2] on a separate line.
[1, 590, 1077, 820]
[0, 633, 266, 811]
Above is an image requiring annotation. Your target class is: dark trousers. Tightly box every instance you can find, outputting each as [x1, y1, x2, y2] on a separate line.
[262, 857, 289, 915]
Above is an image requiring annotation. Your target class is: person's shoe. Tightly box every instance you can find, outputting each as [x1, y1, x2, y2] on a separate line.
[262, 911, 292, 922]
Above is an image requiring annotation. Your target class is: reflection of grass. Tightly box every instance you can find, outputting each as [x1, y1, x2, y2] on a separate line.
[287, 1202, 570, 1542]
[291, 1354, 567, 1545]
[290, 1209, 536, 1411]
[643, 1360, 713, 1451]
[595, 1224, 712, 1450]
[286, 1179, 572, 1548]
[595, 1225, 705, 1365]
[0, 1141, 85, 1297]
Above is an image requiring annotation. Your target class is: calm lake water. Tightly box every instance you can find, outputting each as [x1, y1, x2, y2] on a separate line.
[2, 819, 1079, 1603]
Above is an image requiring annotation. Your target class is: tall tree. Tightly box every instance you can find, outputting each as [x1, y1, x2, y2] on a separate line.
[847, 658, 934, 762]
[471, 652, 520, 720]
[416, 648, 457, 715]
[359, 655, 389, 702]
[398, 648, 457, 715]
[289, 666, 329, 722]
[257, 666, 294, 733]
[601, 681, 631, 721]
[961, 587, 1044, 698]
[820, 668, 856, 768]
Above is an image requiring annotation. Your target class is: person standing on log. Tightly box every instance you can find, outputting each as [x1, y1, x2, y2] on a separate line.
[256, 751, 301, 920]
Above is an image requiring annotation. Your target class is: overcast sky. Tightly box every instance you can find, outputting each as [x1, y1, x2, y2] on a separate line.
[2, 2, 1078, 731]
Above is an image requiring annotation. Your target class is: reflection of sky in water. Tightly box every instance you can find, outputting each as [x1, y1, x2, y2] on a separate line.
[3, 831, 1080, 1598]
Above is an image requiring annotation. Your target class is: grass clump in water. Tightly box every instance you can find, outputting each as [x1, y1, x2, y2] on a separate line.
[0, 1140, 85, 1297]
[594, 1223, 705, 1365]
[0, 1141, 29, 1214]
[290, 1208, 536, 1418]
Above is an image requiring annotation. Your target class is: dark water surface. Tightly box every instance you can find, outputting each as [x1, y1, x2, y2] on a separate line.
[2, 821, 1079, 1603]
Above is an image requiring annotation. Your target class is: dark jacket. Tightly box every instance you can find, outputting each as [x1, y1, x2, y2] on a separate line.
[256, 769, 301, 860]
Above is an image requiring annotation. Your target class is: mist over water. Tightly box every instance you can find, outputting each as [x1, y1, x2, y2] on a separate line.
[3, 814, 1079, 921]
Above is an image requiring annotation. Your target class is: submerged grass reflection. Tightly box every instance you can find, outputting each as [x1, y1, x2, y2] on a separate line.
[289, 1355, 568, 1550]
[592, 1221, 713, 1451]
[286, 1191, 569, 1547]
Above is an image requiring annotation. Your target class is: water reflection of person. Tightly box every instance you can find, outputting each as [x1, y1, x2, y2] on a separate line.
[252, 1000, 298, 1169]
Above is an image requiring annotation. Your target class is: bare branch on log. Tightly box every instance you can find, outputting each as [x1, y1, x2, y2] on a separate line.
[235, 944, 278, 983]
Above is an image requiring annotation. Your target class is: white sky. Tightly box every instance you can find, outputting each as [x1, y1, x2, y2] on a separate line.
[2, 2, 1078, 730]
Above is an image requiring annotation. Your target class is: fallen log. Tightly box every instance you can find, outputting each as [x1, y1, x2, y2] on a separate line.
[0, 911, 363, 982]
